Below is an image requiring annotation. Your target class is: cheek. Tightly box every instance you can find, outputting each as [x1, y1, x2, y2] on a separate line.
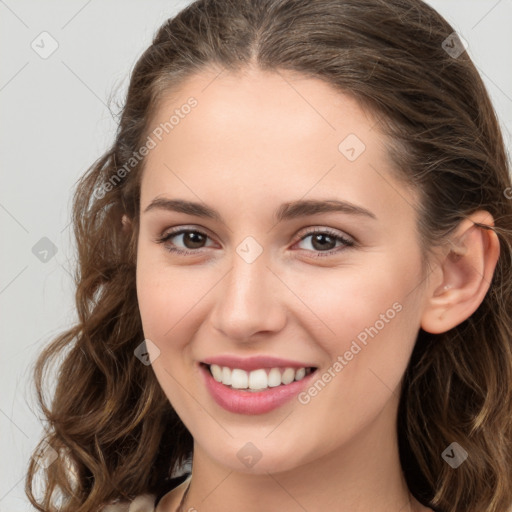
[295, 254, 423, 393]
[136, 241, 207, 344]
[135, 244, 206, 412]
[296, 261, 417, 346]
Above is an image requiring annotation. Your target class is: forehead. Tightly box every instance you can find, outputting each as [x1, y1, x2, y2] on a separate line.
[147, 67, 378, 159]
[140, 67, 418, 226]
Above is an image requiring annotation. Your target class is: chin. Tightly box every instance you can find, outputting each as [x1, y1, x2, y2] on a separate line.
[198, 436, 318, 475]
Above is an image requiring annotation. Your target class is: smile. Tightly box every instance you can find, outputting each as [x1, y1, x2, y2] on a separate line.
[199, 359, 318, 415]
[207, 364, 314, 391]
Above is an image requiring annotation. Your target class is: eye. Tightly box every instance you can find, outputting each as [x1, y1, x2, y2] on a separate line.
[293, 227, 355, 257]
[155, 226, 355, 257]
[155, 228, 215, 255]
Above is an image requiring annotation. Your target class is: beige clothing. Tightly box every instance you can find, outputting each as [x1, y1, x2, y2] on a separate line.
[101, 494, 158, 512]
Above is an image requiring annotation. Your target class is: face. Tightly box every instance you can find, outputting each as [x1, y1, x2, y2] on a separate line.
[135, 67, 429, 474]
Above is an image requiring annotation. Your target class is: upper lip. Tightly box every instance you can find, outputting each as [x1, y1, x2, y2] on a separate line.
[201, 355, 317, 372]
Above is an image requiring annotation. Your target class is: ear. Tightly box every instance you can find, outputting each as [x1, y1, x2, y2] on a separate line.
[421, 210, 500, 334]
[121, 214, 132, 233]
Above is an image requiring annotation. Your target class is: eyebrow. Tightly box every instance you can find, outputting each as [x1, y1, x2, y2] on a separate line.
[143, 197, 377, 223]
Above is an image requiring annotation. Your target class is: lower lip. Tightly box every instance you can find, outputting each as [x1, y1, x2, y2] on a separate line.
[200, 364, 317, 415]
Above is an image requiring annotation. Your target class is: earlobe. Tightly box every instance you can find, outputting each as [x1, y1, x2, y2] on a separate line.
[421, 210, 500, 334]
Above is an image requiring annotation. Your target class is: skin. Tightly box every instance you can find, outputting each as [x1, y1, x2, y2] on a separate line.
[128, 66, 500, 512]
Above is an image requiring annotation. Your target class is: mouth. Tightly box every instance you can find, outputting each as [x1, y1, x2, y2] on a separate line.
[201, 363, 317, 391]
[199, 362, 318, 415]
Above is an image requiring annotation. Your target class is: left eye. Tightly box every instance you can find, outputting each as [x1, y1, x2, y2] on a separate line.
[295, 229, 354, 254]
[155, 227, 355, 256]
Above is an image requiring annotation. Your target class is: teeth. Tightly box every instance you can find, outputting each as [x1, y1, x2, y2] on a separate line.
[268, 367, 282, 387]
[207, 364, 312, 390]
[231, 369, 248, 389]
[295, 367, 306, 380]
[222, 366, 232, 385]
[249, 369, 267, 390]
[210, 364, 222, 382]
[281, 368, 295, 385]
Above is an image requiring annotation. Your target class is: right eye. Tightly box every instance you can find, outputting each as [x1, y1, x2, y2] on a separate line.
[155, 228, 216, 255]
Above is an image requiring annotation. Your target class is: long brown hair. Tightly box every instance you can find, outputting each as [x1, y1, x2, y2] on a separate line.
[26, 1, 512, 511]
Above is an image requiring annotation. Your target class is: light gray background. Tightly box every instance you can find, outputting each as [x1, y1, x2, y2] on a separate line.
[1, 1, 511, 510]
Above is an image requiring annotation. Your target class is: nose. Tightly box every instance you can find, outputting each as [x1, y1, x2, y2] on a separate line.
[209, 247, 287, 342]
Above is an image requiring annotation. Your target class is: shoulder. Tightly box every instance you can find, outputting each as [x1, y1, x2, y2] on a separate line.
[101, 493, 157, 512]
[100, 472, 191, 512]
[155, 474, 192, 511]
[99, 472, 191, 512]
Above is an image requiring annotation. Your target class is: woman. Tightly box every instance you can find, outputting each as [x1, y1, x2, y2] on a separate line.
[26, 0, 512, 511]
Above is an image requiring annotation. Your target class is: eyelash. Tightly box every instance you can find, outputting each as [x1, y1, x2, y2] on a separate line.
[155, 227, 355, 258]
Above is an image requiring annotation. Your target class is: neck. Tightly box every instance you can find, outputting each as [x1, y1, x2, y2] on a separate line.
[180, 395, 421, 512]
